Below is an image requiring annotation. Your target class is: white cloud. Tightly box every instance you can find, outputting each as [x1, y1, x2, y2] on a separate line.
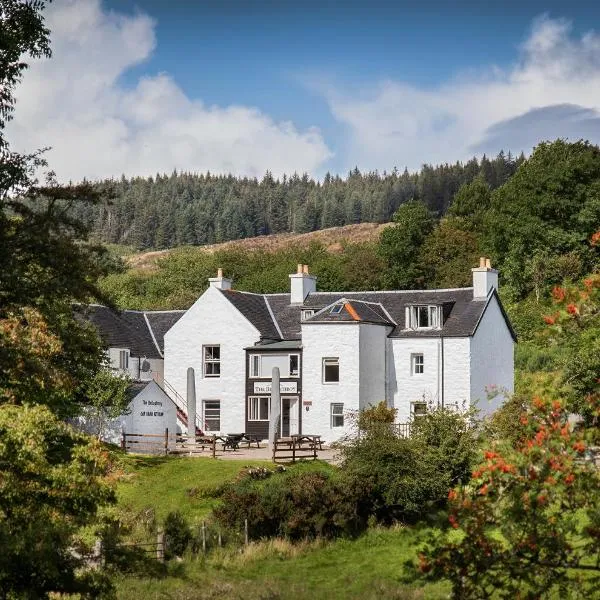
[6, 0, 332, 182]
[322, 15, 600, 171]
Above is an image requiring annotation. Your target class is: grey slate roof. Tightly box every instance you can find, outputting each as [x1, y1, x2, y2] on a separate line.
[307, 299, 394, 325]
[219, 289, 281, 341]
[80, 305, 184, 358]
[218, 286, 514, 341]
[145, 311, 186, 353]
[302, 288, 484, 337]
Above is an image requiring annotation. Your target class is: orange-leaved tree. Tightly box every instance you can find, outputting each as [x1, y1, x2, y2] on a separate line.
[419, 234, 600, 599]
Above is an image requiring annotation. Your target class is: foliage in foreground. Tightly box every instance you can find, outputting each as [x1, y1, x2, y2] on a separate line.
[420, 394, 600, 599]
[0, 405, 116, 599]
[420, 267, 600, 598]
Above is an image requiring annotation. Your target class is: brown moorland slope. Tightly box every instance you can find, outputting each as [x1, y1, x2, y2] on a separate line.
[126, 222, 391, 271]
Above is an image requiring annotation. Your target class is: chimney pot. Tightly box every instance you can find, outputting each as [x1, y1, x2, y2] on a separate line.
[472, 258, 498, 298]
[209, 268, 232, 290]
[289, 264, 317, 303]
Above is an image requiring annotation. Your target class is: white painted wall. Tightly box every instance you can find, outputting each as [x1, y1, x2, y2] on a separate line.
[301, 323, 360, 443]
[388, 337, 441, 422]
[164, 286, 260, 434]
[122, 381, 177, 443]
[358, 323, 389, 410]
[470, 295, 514, 418]
[389, 336, 472, 421]
[106, 348, 163, 383]
[73, 381, 177, 450]
[442, 337, 471, 411]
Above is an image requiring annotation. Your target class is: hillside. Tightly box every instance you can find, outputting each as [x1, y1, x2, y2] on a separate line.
[125, 222, 391, 272]
[72, 152, 522, 251]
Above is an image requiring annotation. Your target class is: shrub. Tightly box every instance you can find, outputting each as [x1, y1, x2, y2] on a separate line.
[339, 408, 479, 523]
[514, 341, 562, 372]
[357, 401, 397, 430]
[214, 467, 369, 541]
[163, 510, 192, 559]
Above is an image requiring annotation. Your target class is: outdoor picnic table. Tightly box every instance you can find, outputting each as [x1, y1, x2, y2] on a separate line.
[290, 434, 323, 450]
[221, 433, 245, 451]
[240, 433, 262, 448]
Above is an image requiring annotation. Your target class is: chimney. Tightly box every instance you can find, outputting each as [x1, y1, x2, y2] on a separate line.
[289, 264, 316, 304]
[471, 257, 498, 299]
[209, 267, 232, 290]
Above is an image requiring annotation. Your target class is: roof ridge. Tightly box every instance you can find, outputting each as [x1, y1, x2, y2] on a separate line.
[143, 313, 163, 358]
[222, 289, 269, 297]
[263, 295, 284, 339]
[308, 287, 472, 296]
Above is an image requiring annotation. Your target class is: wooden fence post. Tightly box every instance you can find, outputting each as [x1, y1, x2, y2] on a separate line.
[212, 436, 216, 459]
[244, 519, 249, 545]
[157, 528, 165, 562]
[292, 437, 296, 464]
[121, 429, 126, 451]
[202, 521, 206, 554]
[164, 428, 169, 455]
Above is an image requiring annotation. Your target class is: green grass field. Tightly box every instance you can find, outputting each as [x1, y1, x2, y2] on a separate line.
[114, 453, 272, 521]
[111, 454, 447, 600]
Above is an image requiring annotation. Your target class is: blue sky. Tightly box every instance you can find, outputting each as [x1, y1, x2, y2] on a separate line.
[7, 0, 600, 181]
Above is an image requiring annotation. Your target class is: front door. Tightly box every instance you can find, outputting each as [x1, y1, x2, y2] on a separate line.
[281, 396, 299, 437]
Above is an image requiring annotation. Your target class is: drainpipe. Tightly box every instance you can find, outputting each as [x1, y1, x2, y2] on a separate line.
[440, 335, 445, 409]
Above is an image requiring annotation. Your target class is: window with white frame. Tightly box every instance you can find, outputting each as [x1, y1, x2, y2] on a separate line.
[412, 353, 424, 375]
[406, 305, 441, 330]
[203, 400, 221, 431]
[289, 354, 300, 377]
[203, 345, 220, 377]
[331, 403, 344, 427]
[330, 304, 344, 315]
[301, 309, 315, 321]
[249, 354, 261, 378]
[323, 357, 339, 383]
[119, 350, 129, 370]
[412, 401, 427, 418]
[247, 396, 270, 421]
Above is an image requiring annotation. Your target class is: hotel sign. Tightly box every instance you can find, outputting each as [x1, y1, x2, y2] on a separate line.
[253, 381, 298, 394]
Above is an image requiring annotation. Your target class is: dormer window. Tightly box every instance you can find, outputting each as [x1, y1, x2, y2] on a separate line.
[301, 309, 315, 321]
[407, 305, 441, 330]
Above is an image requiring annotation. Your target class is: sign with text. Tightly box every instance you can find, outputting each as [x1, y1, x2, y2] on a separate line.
[139, 398, 164, 417]
[254, 381, 297, 394]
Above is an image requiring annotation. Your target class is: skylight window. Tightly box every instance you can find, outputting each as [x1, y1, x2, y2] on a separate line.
[330, 304, 344, 315]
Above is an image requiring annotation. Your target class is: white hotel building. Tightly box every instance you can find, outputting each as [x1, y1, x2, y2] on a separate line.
[158, 259, 515, 443]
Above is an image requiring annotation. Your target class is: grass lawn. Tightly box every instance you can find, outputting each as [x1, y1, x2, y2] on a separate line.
[114, 526, 448, 600]
[111, 453, 446, 599]
[114, 453, 273, 521]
